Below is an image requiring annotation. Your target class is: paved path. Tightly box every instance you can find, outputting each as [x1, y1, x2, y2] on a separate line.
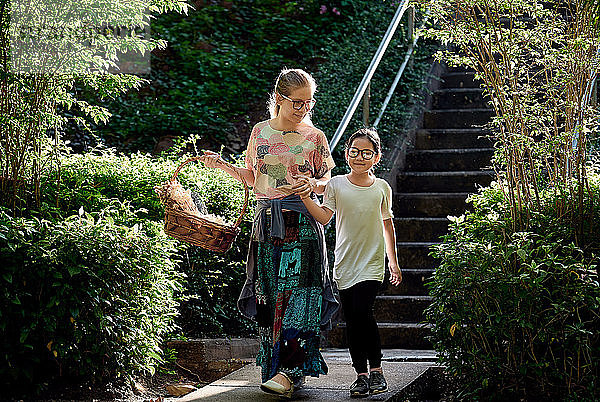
[170, 349, 438, 401]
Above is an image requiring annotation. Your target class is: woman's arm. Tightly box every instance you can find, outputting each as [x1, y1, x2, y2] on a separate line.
[383, 218, 402, 286]
[199, 150, 255, 187]
[292, 171, 331, 198]
[312, 171, 331, 195]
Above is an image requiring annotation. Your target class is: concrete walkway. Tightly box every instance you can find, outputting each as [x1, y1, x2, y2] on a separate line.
[169, 349, 438, 401]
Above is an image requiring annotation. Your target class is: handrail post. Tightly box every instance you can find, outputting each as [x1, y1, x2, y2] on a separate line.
[407, 6, 415, 69]
[407, 6, 415, 42]
[592, 75, 598, 107]
[363, 82, 371, 126]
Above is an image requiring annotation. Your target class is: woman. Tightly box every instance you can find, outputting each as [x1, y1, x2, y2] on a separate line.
[200, 68, 338, 398]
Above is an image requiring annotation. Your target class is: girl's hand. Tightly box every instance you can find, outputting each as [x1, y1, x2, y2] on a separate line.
[389, 263, 402, 286]
[292, 175, 315, 199]
[199, 150, 222, 169]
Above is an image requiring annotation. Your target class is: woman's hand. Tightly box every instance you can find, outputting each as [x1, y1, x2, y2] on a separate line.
[389, 263, 402, 286]
[198, 150, 223, 169]
[292, 175, 315, 199]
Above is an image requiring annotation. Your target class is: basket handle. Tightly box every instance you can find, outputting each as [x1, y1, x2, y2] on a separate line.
[171, 155, 249, 230]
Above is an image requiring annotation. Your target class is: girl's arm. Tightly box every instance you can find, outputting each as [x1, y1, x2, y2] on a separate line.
[383, 218, 402, 286]
[199, 150, 255, 187]
[299, 192, 334, 225]
[296, 176, 333, 225]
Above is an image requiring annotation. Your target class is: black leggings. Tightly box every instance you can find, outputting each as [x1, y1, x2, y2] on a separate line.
[339, 280, 382, 374]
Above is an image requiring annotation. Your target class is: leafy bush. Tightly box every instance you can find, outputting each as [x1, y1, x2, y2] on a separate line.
[41, 148, 256, 337]
[71, 0, 437, 157]
[426, 178, 600, 400]
[82, 0, 352, 150]
[0, 203, 183, 394]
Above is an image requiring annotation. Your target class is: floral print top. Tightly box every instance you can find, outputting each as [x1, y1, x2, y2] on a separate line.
[245, 120, 335, 199]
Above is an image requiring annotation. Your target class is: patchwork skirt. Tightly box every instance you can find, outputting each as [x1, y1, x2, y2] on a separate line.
[254, 210, 327, 383]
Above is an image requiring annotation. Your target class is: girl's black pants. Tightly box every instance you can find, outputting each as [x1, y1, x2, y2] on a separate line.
[338, 280, 382, 374]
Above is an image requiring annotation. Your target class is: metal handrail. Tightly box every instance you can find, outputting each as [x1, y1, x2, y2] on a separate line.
[374, 9, 430, 128]
[571, 50, 599, 152]
[329, 0, 411, 151]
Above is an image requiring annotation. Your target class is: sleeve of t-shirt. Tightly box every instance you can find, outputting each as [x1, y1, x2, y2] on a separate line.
[322, 178, 336, 212]
[381, 179, 394, 220]
[311, 129, 336, 179]
[245, 124, 259, 170]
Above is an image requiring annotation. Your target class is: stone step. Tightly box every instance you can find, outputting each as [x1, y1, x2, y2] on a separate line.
[166, 339, 258, 383]
[445, 65, 475, 73]
[393, 192, 470, 217]
[381, 268, 435, 296]
[394, 217, 449, 242]
[397, 242, 439, 269]
[415, 128, 492, 150]
[423, 108, 494, 130]
[405, 148, 494, 172]
[328, 323, 432, 349]
[440, 71, 482, 89]
[432, 88, 487, 109]
[374, 295, 432, 323]
[397, 170, 495, 193]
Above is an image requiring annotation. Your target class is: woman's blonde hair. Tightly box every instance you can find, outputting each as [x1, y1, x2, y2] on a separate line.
[267, 68, 317, 124]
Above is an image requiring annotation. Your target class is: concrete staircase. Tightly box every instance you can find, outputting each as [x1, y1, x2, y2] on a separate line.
[328, 65, 495, 350]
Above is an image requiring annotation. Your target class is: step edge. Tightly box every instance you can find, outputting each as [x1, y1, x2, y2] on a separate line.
[395, 192, 471, 196]
[398, 170, 495, 177]
[334, 322, 433, 329]
[397, 268, 435, 273]
[394, 217, 449, 222]
[408, 147, 495, 154]
[434, 87, 485, 93]
[426, 108, 493, 113]
[397, 241, 439, 246]
[376, 295, 433, 301]
[417, 128, 490, 133]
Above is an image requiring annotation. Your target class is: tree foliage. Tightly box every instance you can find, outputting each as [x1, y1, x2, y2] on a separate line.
[421, 0, 600, 231]
[0, 0, 189, 210]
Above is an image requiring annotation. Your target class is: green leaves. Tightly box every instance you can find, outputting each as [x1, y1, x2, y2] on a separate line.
[422, 0, 600, 227]
[426, 176, 600, 400]
[0, 202, 184, 392]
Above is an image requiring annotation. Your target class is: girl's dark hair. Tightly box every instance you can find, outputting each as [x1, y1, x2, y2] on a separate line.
[344, 128, 382, 155]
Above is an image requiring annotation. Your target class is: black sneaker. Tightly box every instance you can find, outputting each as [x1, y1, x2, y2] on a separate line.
[293, 376, 305, 390]
[350, 374, 370, 397]
[369, 370, 388, 394]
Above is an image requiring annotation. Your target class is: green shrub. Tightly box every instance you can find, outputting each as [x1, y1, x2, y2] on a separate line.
[0, 203, 184, 394]
[70, 1, 437, 156]
[426, 179, 600, 400]
[41, 148, 256, 337]
[82, 0, 353, 149]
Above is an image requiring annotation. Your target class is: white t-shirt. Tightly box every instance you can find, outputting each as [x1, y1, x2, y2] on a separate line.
[322, 175, 394, 290]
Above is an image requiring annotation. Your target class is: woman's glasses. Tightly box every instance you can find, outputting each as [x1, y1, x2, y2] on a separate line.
[278, 92, 316, 111]
[347, 147, 375, 160]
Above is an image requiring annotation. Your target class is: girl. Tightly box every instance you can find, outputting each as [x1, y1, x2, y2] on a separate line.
[297, 128, 402, 397]
[200, 68, 339, 398]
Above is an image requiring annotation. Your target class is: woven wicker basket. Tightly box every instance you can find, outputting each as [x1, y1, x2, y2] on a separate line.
[163, 156, 249, 253]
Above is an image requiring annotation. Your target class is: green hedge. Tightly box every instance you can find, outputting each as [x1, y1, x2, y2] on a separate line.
[85, 0, 353, 149]
[426, 178, 600, 400]
[1, 148, 256, 394]
[0, 203, 183, 393]
[72, 1, 437, 157]
[41, 148, 256, 338]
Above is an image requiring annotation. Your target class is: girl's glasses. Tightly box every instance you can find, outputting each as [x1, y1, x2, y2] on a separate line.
[278, 92, 316, 111]
[347, 147, 375, 160]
